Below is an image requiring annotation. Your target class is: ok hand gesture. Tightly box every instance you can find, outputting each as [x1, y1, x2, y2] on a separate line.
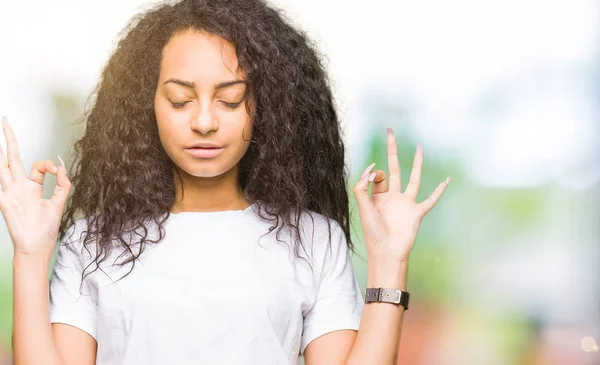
[353, 128, 449, 264]
[0, 116, 72, 256]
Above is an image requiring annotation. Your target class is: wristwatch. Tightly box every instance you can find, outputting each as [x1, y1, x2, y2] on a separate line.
[364, 287, 410, 310]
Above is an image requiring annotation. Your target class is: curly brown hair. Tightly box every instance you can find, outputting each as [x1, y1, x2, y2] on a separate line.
[58, 0, 354, 285]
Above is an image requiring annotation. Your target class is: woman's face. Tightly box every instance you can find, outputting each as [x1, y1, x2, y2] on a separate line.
[154, 29, 253, 180]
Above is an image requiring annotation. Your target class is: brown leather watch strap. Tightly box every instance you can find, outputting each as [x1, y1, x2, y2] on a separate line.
[364, 287, 410, 310]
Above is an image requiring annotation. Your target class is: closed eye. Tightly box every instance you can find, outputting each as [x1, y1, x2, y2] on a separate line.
[171, 101, 189, 109]
[170, 101, 242, 110]
[220, 101, 241, 109]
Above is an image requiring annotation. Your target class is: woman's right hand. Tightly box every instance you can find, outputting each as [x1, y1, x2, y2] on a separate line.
[0, 116, 72, 256]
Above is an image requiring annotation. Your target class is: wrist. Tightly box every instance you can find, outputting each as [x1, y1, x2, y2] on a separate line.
[13, 250, 54, 263]
[367, 261, 409, 290]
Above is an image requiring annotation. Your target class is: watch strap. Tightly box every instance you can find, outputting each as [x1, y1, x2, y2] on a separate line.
[364, 287, 410, 310]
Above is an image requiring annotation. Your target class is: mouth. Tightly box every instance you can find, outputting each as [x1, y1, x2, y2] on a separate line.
[186, 147, 224, 158]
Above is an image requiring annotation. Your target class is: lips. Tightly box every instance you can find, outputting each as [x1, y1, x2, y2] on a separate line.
[186, 142, 224, 149]
[186, 146, 224, 158]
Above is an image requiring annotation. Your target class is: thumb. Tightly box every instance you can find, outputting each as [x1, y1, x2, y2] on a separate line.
[50, 155, 71, 211]
[353, 162, 377, 216]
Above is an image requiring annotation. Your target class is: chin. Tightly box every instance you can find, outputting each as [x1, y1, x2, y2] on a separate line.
[181, 162, 236, 179]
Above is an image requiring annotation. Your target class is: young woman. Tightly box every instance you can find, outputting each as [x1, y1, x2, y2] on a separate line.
[3, 0, 449, 364]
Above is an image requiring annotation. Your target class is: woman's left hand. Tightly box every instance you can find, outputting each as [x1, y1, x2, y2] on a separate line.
[353, 128, 449, 264]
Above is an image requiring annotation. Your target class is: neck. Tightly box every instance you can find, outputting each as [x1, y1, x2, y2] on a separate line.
[170, 165, 250, 213]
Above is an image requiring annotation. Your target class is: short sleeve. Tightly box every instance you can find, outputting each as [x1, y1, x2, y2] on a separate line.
[300, 220, 364, 355]
[49, 220, 98, 341]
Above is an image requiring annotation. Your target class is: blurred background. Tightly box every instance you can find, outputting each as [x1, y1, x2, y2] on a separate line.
[0, 0, 598, 364]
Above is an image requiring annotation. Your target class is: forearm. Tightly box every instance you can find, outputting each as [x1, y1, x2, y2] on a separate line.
[345, 262, 408, 365]
[13, 252, 63, 365]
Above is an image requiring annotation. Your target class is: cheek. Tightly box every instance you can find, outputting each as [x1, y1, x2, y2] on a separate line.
[237, 108, 253, 139]
[234, 121, 252, 152]
[155, 102, 180, 151]
[219, 109, 251, 140]
[154, 97, 168, 129]
[243, 120, 253, 142]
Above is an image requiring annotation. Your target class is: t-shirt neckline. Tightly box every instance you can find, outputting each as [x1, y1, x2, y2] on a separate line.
[168, 201, 257, 216]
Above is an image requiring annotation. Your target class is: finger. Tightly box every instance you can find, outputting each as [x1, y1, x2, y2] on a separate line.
[404, 142, 424, 200]
[0, 116, 14, 188]
[386, 128, 401, 192]
[2, 117, 26, 181]
[29, 160, 59, 186]
[420, 177, 450, 214]
[370, 170, 387, 195]
[353, 162, 377, 216]
[50, 155, 71, 209]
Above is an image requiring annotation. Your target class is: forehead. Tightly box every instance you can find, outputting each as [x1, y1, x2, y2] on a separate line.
[159, 29, 244, 83]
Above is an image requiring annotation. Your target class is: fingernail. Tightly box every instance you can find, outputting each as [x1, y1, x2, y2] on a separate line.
[1, 116, 7, 127]
[417, 142, 423, 151]
[445, 176, 451, 184]
[57, 154, 66, 170]
[387, 127, 393, 135]
[368, 171, 377, 182]
[361, 162, 376, 179]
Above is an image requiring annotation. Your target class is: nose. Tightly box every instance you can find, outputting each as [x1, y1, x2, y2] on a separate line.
[190, 101, 218, 135]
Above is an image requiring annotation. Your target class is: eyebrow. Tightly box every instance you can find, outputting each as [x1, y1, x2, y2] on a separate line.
[163, 78, 248, 91]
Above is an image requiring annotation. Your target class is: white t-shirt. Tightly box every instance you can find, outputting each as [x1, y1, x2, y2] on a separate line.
[49, 202, 364, 365]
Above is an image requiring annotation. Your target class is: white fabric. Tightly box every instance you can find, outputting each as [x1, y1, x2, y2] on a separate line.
[49, 203, 364, 365]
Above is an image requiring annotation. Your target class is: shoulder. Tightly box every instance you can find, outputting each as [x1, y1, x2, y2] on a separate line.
[56, 215, 112, 264]
[254, 204, 345, 259]
[263, 204, 342, 243]
[297, 208, 343, 243]
[286, 208, 347, 263]
[58, 217, 90, 250]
